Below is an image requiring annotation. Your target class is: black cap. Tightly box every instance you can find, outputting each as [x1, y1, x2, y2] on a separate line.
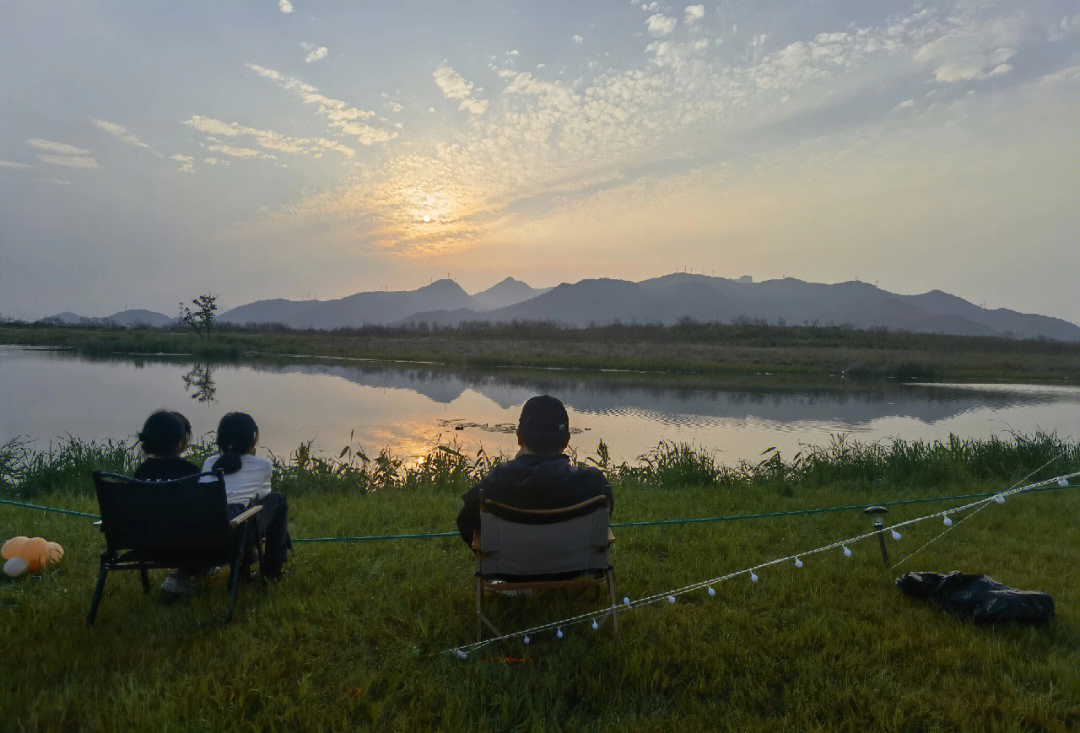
[518, 395, 570, 453]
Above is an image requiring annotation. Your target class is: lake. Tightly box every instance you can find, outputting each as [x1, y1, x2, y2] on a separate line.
[3, 344, 1079, 465]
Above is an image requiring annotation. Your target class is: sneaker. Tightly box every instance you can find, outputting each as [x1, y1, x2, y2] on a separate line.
[160, 572, 195, 595]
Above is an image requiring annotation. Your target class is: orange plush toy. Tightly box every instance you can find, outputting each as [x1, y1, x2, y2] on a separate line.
[2, 536, 64, 578]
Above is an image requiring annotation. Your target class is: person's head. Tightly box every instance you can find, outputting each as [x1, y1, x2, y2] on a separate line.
[137, 410, 191, 457]
[516, 395, 570, 455]
[211, 412, 259, 475]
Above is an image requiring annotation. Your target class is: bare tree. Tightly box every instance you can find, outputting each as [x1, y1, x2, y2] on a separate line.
[179, 294, 218, 342]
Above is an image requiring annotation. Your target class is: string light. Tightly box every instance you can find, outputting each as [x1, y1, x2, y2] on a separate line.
[1059, 478, 1069, 487]
[456, 650, 468, 660]
[994, 495, 1005, 504]
[591, 619, 599, 631]
[666, 595, 676, 604]
[842, 545, 852, 557]
[750, 570, 759, 583]
[623, 596, 631, 608]
[706, 586, 716, 597]
[556, 628, 563, 639]
[794, 557, 803, 568]
[890, 529, 902, 540]
[523, 635, 530, 645]
[943, 514, 953, 527]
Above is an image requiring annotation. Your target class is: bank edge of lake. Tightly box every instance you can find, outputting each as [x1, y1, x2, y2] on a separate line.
[5, 322, 1080, 384]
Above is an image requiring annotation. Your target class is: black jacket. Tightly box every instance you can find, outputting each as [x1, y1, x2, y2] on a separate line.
[456, 453, 614, 545]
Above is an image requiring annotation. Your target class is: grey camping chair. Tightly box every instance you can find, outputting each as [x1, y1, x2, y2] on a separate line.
[471, 491, 617, 640]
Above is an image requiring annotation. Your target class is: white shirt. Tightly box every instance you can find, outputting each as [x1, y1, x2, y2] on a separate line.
[201, 454, 273, 505]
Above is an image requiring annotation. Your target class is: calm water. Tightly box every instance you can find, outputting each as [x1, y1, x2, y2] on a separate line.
[3, 345, 1079, 465]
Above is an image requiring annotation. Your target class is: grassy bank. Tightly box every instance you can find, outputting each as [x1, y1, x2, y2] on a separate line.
[5, 321, 1080, 383]
[3, 435, 1080, 730]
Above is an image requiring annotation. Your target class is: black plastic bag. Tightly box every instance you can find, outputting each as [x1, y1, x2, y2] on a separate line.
[896, 571, 1054, 624]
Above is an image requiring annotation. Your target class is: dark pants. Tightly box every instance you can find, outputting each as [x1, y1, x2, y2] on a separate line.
[230, 492, 291, 578]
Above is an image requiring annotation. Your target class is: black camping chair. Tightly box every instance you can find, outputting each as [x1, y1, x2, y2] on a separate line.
[88, 470, 263, 626]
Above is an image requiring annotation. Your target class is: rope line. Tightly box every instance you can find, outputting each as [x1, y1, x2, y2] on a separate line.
[3, 483, 1079, 541]
[444, 468, 1080, 658]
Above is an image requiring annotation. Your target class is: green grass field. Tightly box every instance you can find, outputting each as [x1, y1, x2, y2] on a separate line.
[6, 320, 1080, 383]
[2, 436, 1079, 731]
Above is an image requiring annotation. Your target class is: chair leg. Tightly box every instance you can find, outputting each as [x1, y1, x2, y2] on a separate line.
[607, 569, 618, 634]
[255, 531, 266, 587]
[475, 576, 483, 641]
[139, 566, 151, 594]
[87, 561, 109, 627]
[225, 530, 249, 624]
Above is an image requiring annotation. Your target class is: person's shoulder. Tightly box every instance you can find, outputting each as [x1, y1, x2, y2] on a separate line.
[243, 454, 273, 472]
[200, 455, 218, 472]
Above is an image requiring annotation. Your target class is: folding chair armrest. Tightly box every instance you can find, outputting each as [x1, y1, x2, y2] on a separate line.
[93, 520, 103, 532]
[229, 505, 262, 527]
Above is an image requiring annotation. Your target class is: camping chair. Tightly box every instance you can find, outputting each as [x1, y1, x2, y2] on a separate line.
[88, 470, 263, 626]
[472, 492, 617, 640]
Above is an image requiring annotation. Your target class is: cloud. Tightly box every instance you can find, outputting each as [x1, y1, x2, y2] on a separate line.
[913, 15, 1020, 82]
[92, 119, 162, 157]
[433, 65, 489, 114]
[646, 14, 677, 36]
[684, 5, 704, 25]
[39, 154, 99, 168]
[26, 138, 89, 155]
[247, 63, 396, 145]
[183, 115, 355, 158]
[301, 42, 328, 64]
[278, 0, 293, 13]
[169, 153, 195, 173]
[573, 35, 583, 44]
[207, 144, 276, 159]
[0, 160, 30, 169]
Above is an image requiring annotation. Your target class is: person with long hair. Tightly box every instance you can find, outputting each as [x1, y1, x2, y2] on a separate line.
[201, 412, 290, 579]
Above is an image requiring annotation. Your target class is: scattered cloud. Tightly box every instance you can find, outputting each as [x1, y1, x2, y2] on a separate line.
[684, 5, 704, 25]
[169, 153, 195, 173]
[646, 14, 677, 37]
[183, 115, 355, 158]
[301, 42, 328, 64]
[573, 35, 583, 44]
[26, 138, 89, 155]
[247, 63, 397, 145]
[0, 160, 30, 169]
[913, 13, 1020, 82]
[278, 0, 293, 13]
[47, 178, 71, 185]
[433, 64, 489, 114]
[207, 144, 276, 159]
[39, 154, 99, 168]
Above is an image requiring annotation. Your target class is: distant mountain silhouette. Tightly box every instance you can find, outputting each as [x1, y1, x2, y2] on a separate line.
[64, 273, 1075, 341]
[42, 309, 174, 327]
[401, 274, 1080, 341]
[471, 277, 551, 310]
[220, 279, 474, 329]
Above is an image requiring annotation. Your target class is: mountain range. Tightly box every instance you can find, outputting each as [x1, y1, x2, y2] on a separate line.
[43, 275, 1080, 341]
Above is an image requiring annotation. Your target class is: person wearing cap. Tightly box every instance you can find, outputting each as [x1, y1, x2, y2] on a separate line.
[456, 395, 614, 546]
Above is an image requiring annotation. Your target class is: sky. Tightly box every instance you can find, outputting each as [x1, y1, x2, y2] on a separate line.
[1, 0, 1079, 323]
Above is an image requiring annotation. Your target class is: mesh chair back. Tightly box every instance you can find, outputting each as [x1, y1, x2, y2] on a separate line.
[479, 501, 610, 578]
[93, 471, 236, 564]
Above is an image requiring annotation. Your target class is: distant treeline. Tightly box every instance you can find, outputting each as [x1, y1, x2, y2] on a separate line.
[5, 316, 1080, 354]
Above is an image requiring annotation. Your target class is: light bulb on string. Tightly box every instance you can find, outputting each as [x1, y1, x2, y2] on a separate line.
[591, 619, 599, 631]
[523, 635, 530, 645]
[706, 586, 716, 597]
[794, 557, 803, 568]
[943, 514, 953, 527]
[556, 628, 564, 640]
[1058, 478, 1069, 487]
[456, 650, 468, 660]
[666, 595, 676, 604]
[750, 570, 759, 583]
[842, 545, 852, 557]
[890, 529, 902, 540]
[994, 494, 1005, 504]
[623, 596, 631, 608]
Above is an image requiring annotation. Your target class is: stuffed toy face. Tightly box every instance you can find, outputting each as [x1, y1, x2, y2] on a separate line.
[2, 536, 64, 578]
